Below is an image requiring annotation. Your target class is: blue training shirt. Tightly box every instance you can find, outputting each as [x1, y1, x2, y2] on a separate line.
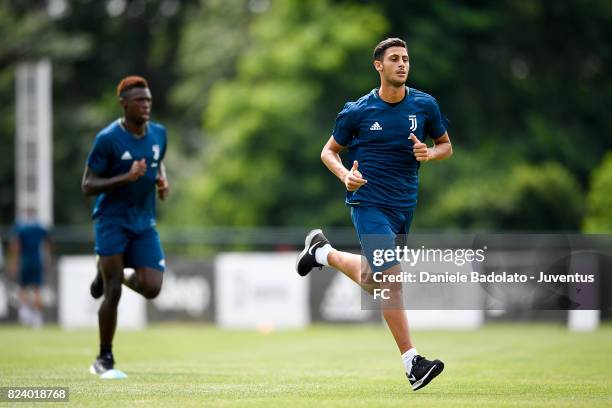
[86, 119, 167, 230]
[13, 222, 48, 271]
[332, 87, 448, 209]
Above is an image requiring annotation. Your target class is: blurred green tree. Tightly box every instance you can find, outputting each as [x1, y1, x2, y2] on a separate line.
[584, 152, 612, 233]
[170, 0, 252, 156]
[0, 1, 90, 224]
[502, 162, 584, 231]
[2, 0, 610, 232]
[169, 0, 387, 226]
[420, 162, 584, 231]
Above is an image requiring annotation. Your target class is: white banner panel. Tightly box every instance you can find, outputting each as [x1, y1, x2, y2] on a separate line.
[403, 310, 484, 330]
[215, 252, 309, 329]
[58, 256, 146, 330]
[320, 272, 376, 322]
[0, 279, 8, 318]
[568, 310, 600, 331]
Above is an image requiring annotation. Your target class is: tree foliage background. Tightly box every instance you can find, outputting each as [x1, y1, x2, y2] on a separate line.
[1, 0, 611, 232]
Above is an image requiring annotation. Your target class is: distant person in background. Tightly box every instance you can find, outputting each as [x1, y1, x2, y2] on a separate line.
[82, 76, 169, 376]
[8, 210, 52, 328]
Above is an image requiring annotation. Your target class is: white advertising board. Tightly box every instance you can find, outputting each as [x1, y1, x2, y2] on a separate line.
[215, 253, 309, 329]
[58, 256, 146, 330]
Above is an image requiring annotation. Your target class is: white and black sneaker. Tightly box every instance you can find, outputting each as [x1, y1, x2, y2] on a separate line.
[89, 354, 114, 375]
[406, 355, 444, 391]
[296, 229, 329, 276]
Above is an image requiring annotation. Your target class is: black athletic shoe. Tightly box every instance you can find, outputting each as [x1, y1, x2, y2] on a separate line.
[90, 269, 103, 299]
[296, 229, 329, 276]
[89, 354, 114, 375]
[406, 355, 444, 391]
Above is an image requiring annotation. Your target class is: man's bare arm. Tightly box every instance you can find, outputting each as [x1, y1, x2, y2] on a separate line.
[410, 132, 453, 162]
[81, 159, 147, 196]
[7, 238, 19, 280]
[156, 162, 169, 200]
[429, 132, 453, 161]
[320, 136, 367, 191]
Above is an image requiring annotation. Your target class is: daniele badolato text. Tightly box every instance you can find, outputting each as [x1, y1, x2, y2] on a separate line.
[370, 246, 596, 284]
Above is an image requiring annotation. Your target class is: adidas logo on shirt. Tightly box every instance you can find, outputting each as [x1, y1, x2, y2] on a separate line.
[121, 151, 133, 160]
[370, 122, 383, 131]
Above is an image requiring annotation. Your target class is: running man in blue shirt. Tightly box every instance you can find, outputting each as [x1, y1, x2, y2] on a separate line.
[296, 38, 452, 391]
[8, 210, 52, 328]
[82, 76, 169, 375]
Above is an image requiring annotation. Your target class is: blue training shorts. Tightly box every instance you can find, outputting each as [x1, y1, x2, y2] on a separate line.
[94, 218, 166, 272]
[350, 205, 415, 272]
[19, 264, 43, 287]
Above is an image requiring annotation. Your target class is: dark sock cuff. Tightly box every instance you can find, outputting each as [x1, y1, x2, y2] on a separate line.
[100, 343, 113, 357]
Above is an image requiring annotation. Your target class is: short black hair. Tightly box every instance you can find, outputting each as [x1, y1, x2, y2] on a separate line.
[373, 38, 407, 61]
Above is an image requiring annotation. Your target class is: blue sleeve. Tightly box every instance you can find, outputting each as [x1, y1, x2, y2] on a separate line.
[86, 134, 112, 174]
[425, 97, 448, 139]
[39, 225, 49, 239]
[332, 103, 358, 146]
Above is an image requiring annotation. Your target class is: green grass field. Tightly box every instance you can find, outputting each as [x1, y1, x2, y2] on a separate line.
[1, 323, 611, 407]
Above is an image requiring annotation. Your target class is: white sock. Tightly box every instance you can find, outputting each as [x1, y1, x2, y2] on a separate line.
[315, 244, 333, 266]
[31, 310, 43, 329]
[123, 268, 136, 282]
[402, 348, 418, 374]
[18, 304, 32, 326]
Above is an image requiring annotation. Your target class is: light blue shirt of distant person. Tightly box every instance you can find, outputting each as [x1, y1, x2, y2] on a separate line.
[332, 86, 448, 209]
[86, 119, 167, 231]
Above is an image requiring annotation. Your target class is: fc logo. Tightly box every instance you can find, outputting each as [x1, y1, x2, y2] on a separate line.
[409, 115, 417, 132]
